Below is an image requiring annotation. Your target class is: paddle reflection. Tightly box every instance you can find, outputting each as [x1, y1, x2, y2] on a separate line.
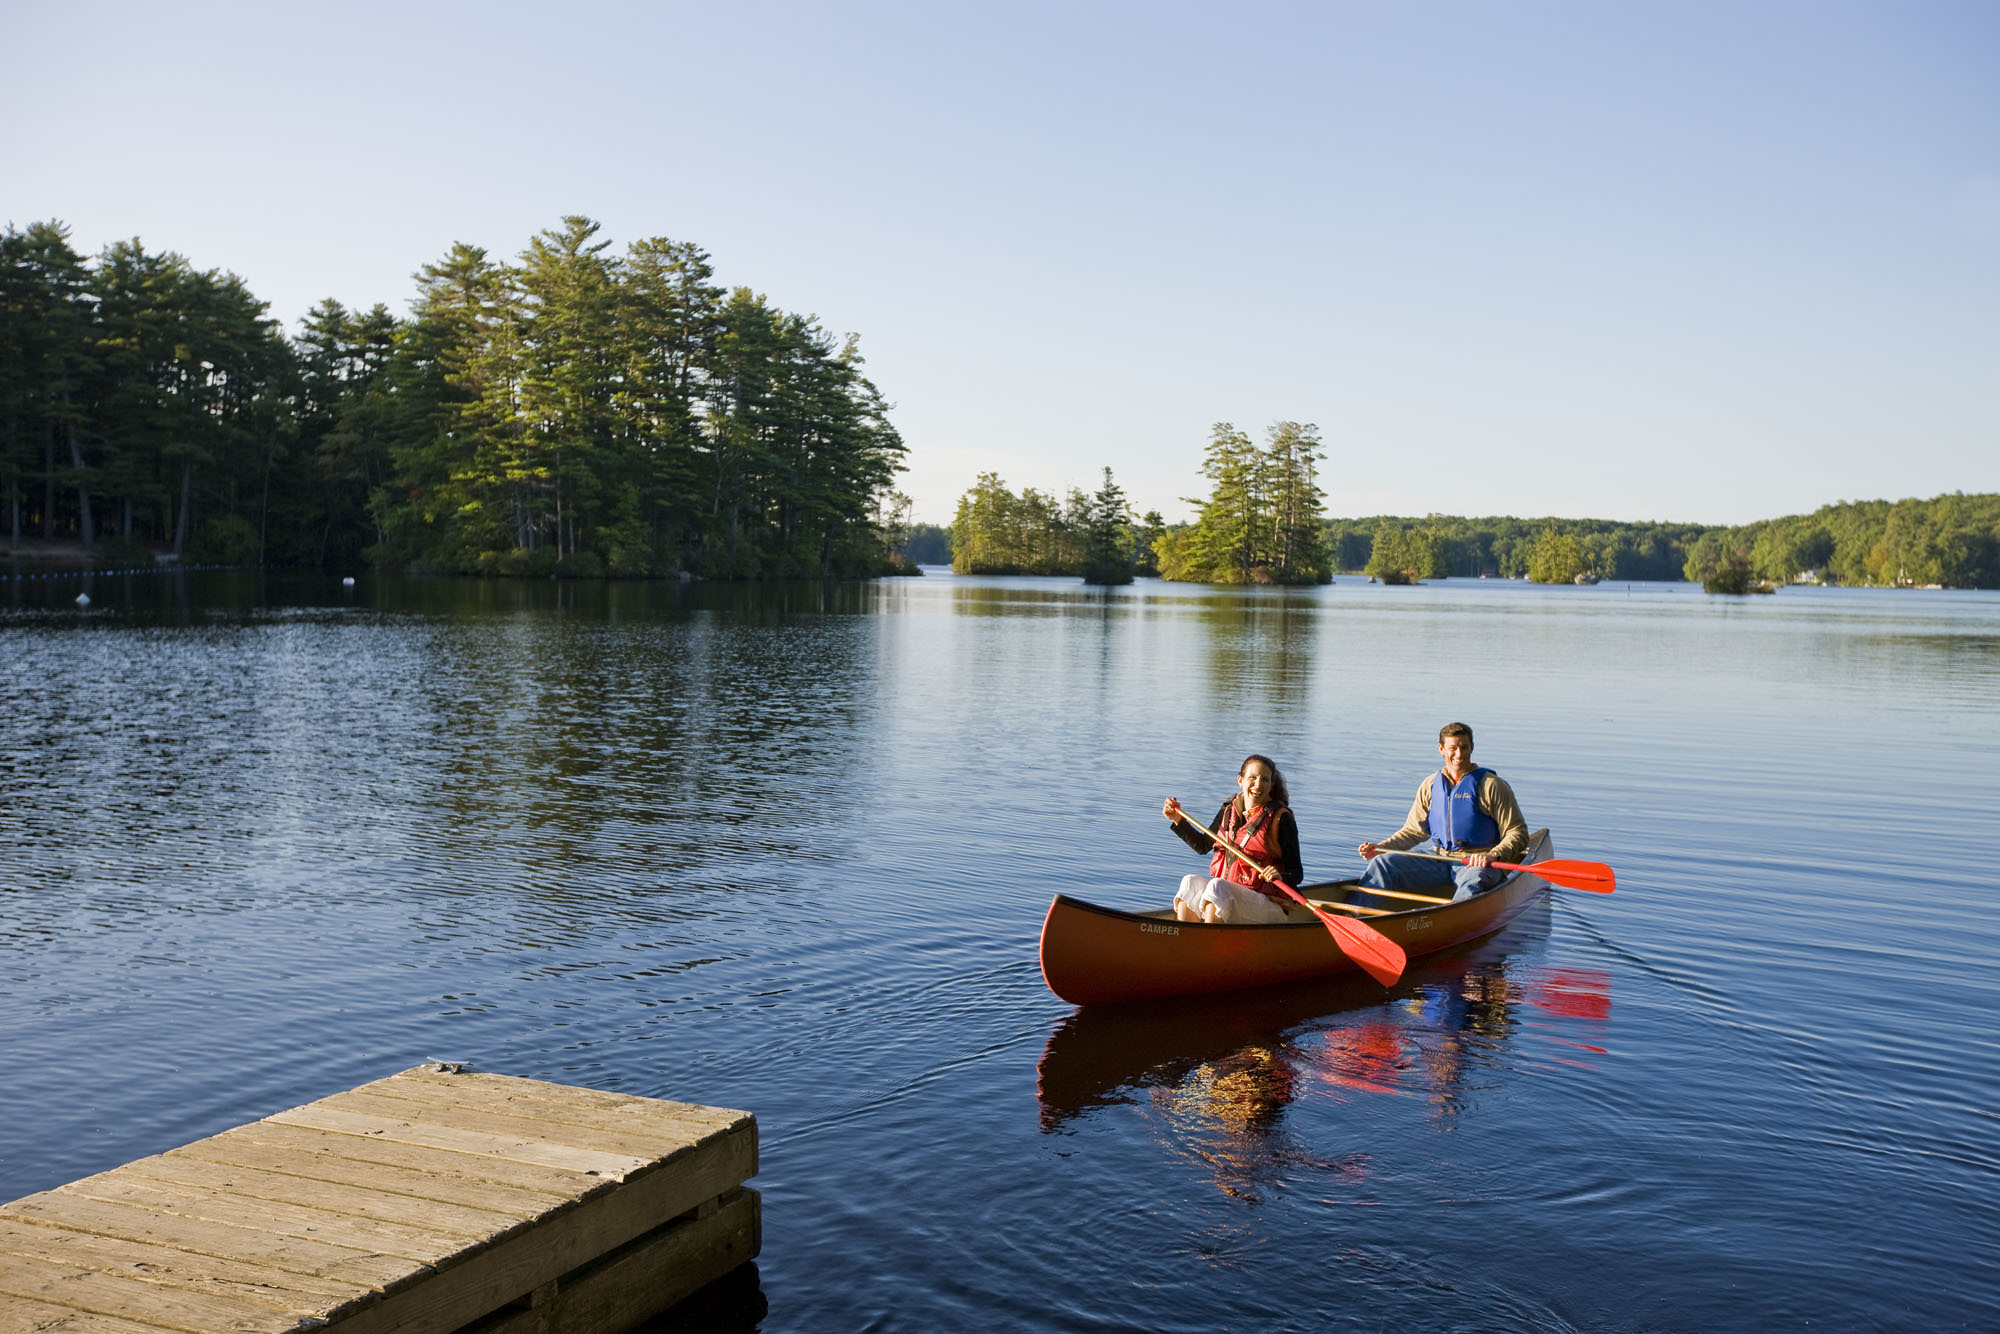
[1518, 965, 1615, 1065]
[1036, 943, 1613, 1198]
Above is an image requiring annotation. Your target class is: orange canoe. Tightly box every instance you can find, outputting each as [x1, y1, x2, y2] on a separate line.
[1039, 829, 1555, 1005]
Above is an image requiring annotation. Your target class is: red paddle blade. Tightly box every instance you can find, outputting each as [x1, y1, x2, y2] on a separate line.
[1319, 910, 1407, 986]
[1506, 858, 1616, 894]
[1275, 882, 1406, 985]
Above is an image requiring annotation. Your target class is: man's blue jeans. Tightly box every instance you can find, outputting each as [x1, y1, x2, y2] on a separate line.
[1357, 851, 1502, 903]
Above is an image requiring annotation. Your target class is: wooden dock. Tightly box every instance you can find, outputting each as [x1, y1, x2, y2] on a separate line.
[0, 1064, 759, 1333]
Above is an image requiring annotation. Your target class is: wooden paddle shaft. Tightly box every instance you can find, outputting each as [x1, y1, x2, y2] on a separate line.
[1393, 847, 1506, 867]
[1346, 885, 1452, 905]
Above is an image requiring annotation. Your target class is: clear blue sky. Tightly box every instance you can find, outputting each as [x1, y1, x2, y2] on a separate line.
[9, 1, 1996, 526]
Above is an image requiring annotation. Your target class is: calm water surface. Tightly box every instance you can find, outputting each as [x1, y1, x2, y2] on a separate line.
[3, 571, 1996, 1331]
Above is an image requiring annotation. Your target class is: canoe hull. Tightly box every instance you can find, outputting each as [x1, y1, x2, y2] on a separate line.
[1039, 829, 1555, 1005]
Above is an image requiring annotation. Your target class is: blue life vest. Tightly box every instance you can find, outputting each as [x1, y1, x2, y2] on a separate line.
[1429, 768, 1499, 851]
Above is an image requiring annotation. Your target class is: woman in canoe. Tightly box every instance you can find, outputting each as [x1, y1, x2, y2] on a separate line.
[1162, 754, 1306, 924]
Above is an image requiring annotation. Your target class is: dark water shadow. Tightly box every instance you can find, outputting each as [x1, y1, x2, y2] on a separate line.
[635, 1261, 767, 1332]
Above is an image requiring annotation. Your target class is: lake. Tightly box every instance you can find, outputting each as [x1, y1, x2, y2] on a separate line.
[2, 569, 1996, 1331]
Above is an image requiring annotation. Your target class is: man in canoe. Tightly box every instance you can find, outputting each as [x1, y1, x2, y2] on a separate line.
[1355, 722, 1528, 903]
[1162, 754, 1308, 924]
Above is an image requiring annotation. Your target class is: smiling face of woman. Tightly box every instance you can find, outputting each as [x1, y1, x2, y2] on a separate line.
[1237, 758, 1275, 810]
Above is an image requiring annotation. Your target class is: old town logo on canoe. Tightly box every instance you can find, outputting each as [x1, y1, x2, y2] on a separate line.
[1140, 922, 1180, 935]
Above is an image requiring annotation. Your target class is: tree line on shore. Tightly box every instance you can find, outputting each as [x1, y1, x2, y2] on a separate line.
[2, 217, 910, 578]
[1677, 492, 2000, 590]
[1351, 495, 2000, 589]
[1337, 515, 1703, 583]
[942, 438, 1999, 591]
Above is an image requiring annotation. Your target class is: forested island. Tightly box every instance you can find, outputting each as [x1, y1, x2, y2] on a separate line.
[2, 217, 911, 578]
[953, 422, 1334, 585]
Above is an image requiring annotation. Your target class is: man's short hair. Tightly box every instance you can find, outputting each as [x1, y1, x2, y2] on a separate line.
[1439, 722, 1473, 749]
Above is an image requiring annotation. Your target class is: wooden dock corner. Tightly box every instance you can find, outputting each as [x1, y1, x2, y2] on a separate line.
[0, 1065, 759, 1333]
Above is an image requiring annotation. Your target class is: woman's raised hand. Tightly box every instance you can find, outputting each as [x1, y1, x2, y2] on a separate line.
[1163, 797, 1184, 824]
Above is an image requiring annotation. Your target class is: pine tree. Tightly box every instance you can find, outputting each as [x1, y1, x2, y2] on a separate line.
[1178, 423, 1261, 582]
[1266, 421, 1331, 583]
[1081, 467, 1135, 585]
[378, 243, 527, 569]
[297, 299, 401, 565]
[518, 216, 625, 571]
[1, 222, 95, 548]
[621, 236, 721, 569]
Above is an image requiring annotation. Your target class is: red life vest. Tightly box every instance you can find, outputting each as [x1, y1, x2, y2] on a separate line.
[1208, 801, 1288, 897]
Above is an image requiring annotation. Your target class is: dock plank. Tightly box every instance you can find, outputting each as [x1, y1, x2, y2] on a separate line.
[179, 1125, 582, 1218]
[0, 1250, 304, 1333]
[310, 1088, 710, 1162]
[379, 1068, 747, 1132]
[0, 1291, 176, 1333]
[0, 1191, 411, 1289]
[268, 1103, 648, 1179]
[53, 1172, 486, 1264]
[131, 1152, 527, 1240]
[205, 1119, 604, 1200]
[0, 1216, 358, 1309]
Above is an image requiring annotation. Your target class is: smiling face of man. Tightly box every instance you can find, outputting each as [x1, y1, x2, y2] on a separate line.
[1438, 732, 1474, 783]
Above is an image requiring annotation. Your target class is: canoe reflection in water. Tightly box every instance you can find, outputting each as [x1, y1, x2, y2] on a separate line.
[1036, 903, 1611, 1200]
